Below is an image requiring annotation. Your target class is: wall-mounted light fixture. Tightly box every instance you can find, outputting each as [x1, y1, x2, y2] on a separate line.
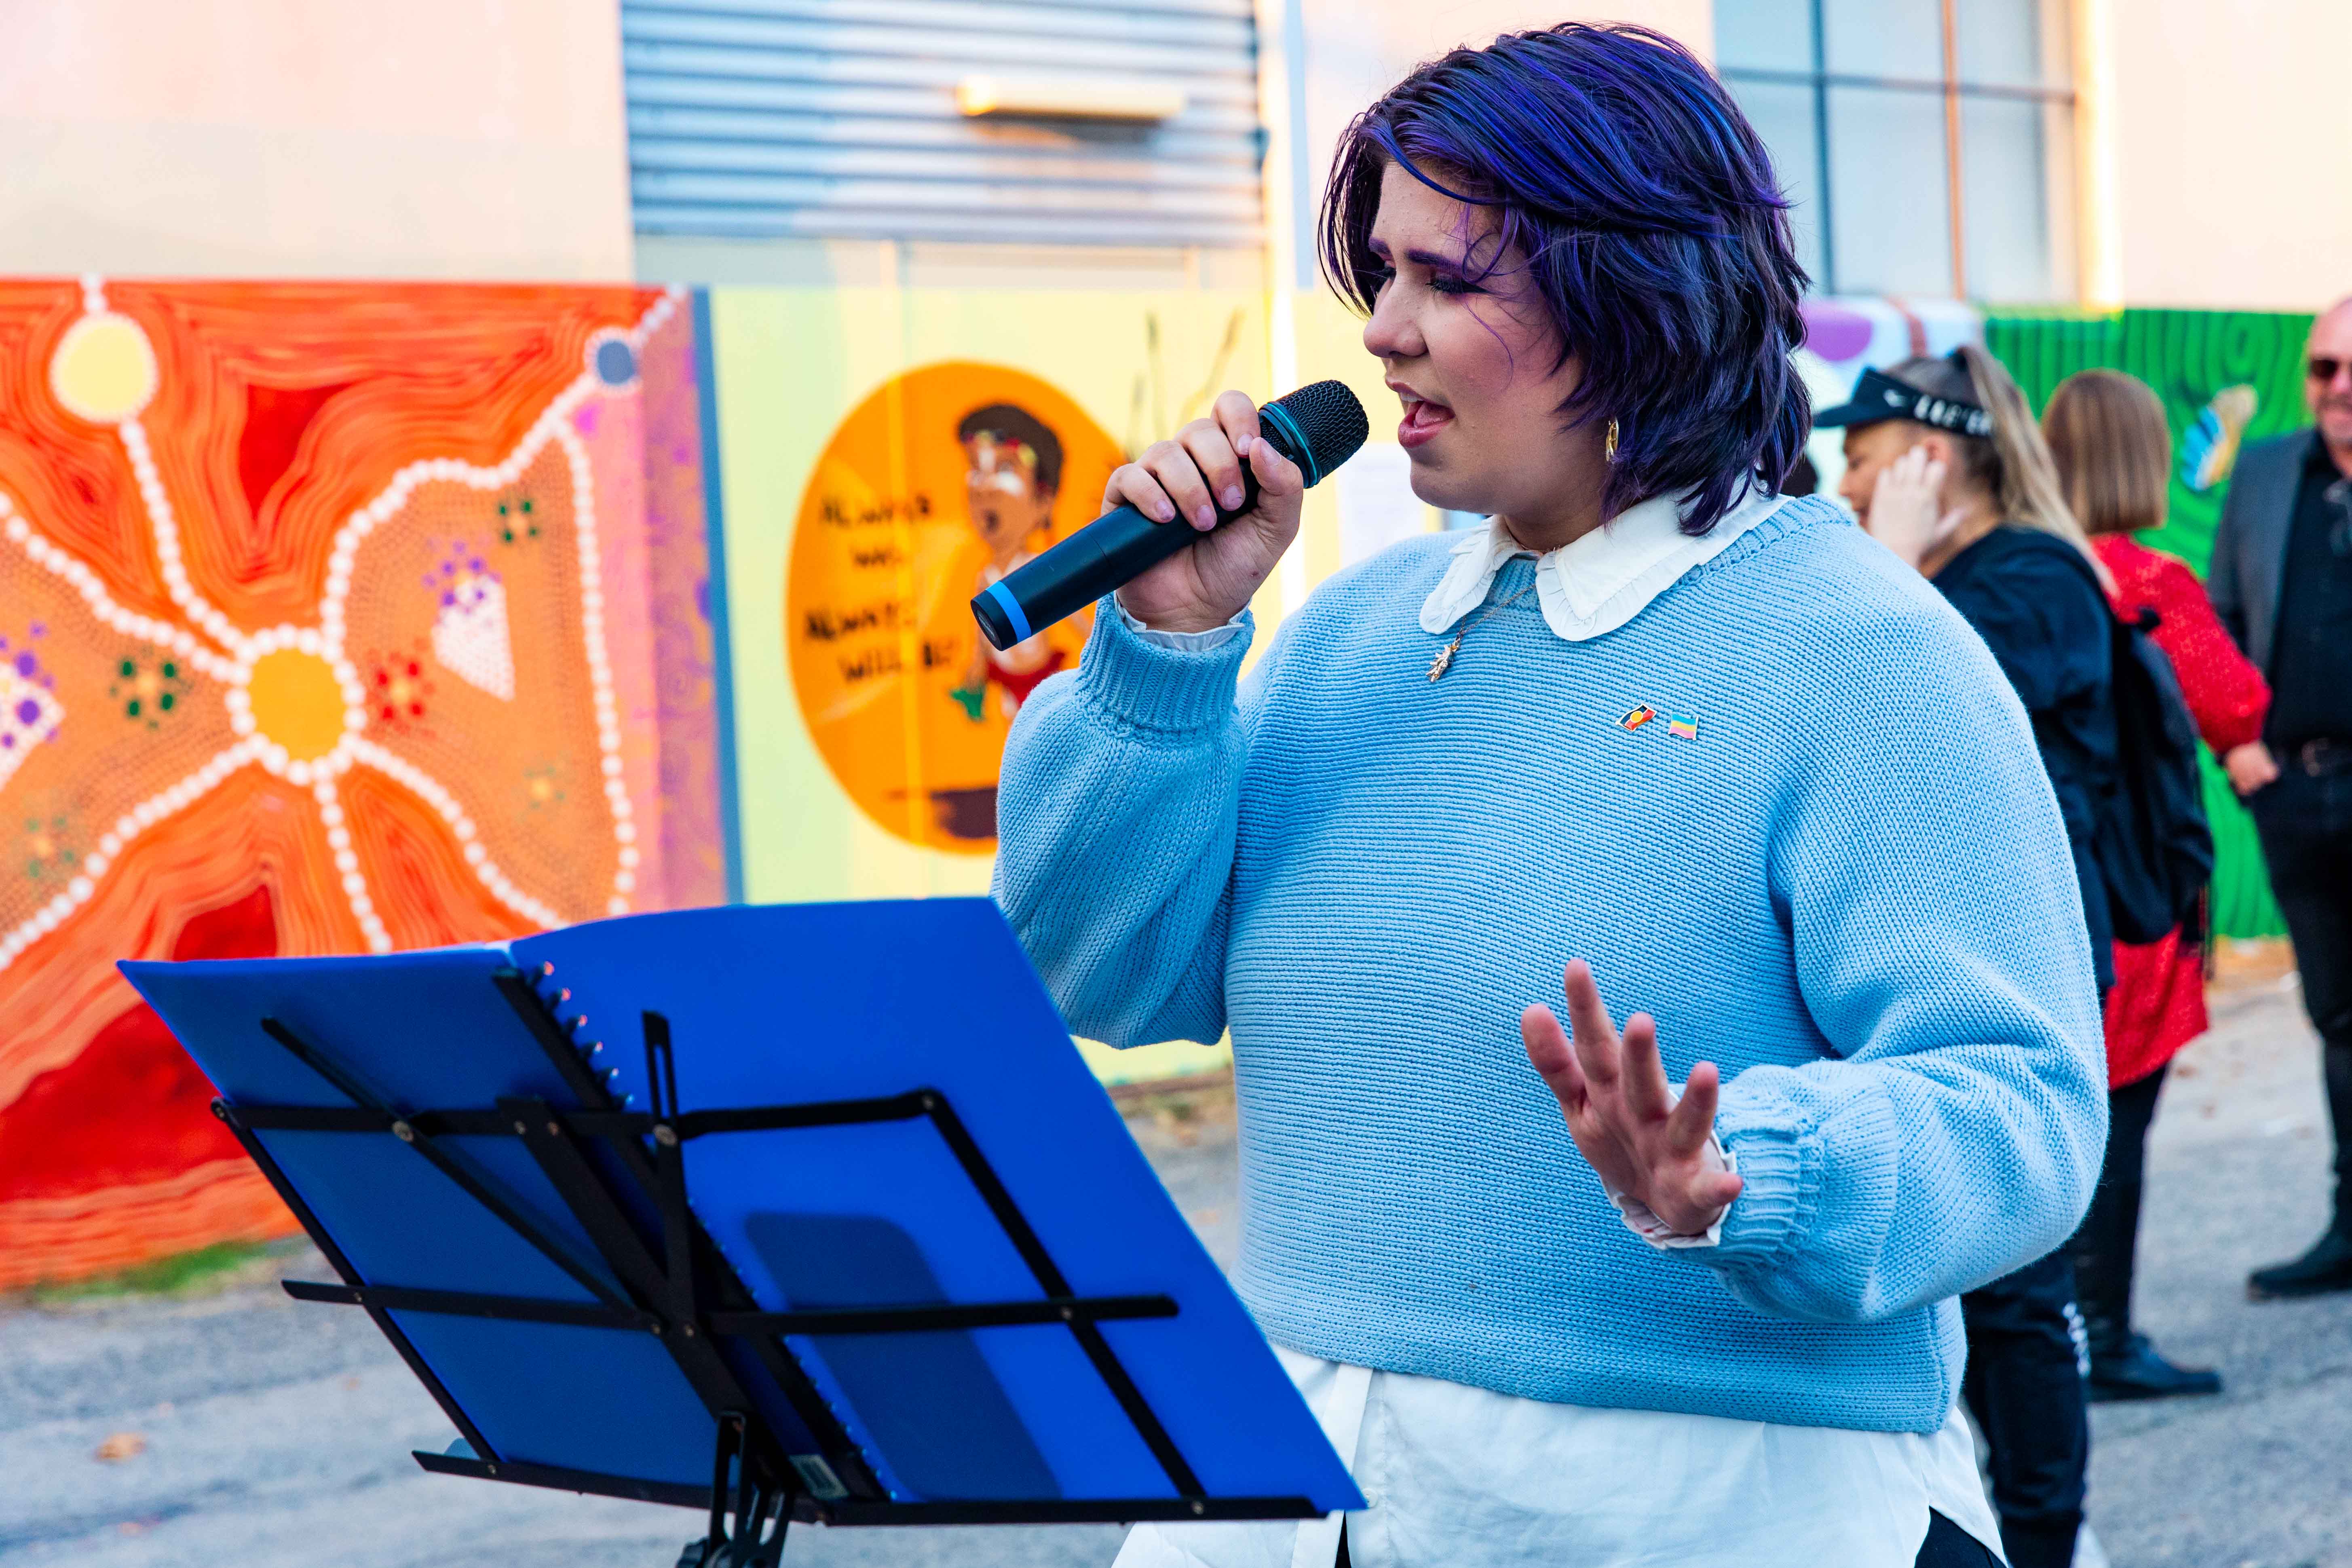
[955, 76, 1186, 123]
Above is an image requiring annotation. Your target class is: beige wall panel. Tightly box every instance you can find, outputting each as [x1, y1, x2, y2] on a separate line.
[0, 0, 633, 281]
[2107, 0, 2352, 311]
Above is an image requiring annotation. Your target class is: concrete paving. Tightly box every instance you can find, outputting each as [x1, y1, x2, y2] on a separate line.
[2084, 960, 2352, 1568]
[4, 968, 2344, 1568]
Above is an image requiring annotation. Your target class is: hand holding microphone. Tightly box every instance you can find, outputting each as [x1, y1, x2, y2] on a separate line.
[1109, 391, 1309, 635]
[971, 383, 1368, 650]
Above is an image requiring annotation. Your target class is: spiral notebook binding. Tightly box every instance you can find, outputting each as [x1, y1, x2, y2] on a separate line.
[526, 958, 615, 1091]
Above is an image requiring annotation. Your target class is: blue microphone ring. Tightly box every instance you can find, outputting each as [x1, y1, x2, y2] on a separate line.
[984, 579, 1034, 644]
[1258, 402, 1317, 487]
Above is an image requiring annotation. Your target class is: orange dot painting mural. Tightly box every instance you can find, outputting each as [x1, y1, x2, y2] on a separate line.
[786, 362, 1121, 853]
[0, 277, 714, 1291]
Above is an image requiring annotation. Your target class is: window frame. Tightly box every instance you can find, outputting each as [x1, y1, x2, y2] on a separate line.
[1718, 0, 2077, 298]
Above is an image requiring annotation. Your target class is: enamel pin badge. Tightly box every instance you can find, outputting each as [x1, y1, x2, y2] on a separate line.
[1621, 704, 1698, 740]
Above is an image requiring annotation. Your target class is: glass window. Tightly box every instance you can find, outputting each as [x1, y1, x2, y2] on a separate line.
[1716, 0, 2077, 301]
[1735, 78, 1828, 286]
[1714, 0, 1815, 75]
[1826, 85, 1953, 296]
[1962, 95, 2072, 301]
[1821, 0, 1942, 80]
[1956, 0, 2067, 90]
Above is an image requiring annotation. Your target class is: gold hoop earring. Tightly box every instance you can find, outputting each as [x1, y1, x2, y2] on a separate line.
[1604, 418, 1620, 464]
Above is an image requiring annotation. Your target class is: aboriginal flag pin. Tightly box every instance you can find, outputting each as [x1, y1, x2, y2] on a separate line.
[1619, 705, 1656, 731]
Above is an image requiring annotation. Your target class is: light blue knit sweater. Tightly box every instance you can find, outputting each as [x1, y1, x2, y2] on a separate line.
[993, 496, 2107, 1435]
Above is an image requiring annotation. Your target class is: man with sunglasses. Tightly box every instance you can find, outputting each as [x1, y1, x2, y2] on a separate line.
[2211, 296, 2352, 1298]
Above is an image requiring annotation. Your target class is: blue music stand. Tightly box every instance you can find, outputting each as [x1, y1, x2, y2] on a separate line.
[122, 899, 1361, 1566]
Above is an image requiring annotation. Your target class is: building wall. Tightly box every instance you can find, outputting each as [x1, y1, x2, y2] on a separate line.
[0, 0, 635, 282]
[2100, 0, 2352, 312]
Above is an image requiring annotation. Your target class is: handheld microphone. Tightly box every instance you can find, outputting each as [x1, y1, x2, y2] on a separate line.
[971, 381, 1370, 651]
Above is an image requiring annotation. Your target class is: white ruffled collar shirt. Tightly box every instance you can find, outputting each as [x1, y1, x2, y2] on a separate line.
[1419, 483, 1788, 643]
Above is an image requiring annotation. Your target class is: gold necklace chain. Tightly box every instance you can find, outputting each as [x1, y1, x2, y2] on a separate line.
[1426, 580, 1537, 682]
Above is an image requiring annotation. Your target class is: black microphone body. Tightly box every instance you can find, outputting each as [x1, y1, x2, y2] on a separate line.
[972, 381, 1369, 651]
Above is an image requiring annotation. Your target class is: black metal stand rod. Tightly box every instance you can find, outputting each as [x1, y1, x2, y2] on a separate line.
[287, 1280, 1178, 1338]
[917, 1092, 1208, 1500]
[282, 1279, 654, 1331]
[214, 1100, 500, 1466]
[496, 984, 887, 1506]
[707, 1294, 1178, 1336]
[668, 1094, 932, 1138]
[409, 1450, 1322, 1528]
[229, 1096, 940, 1141]
[258, 1018, 635, 1315]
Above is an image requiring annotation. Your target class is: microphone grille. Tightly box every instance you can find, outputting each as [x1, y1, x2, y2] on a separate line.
[1264, 380, 1370, 487]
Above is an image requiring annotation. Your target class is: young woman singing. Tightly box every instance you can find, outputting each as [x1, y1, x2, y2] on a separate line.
[995, 26, 2104, 1567]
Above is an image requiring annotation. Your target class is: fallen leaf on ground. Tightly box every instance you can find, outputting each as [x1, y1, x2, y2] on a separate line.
[95, 1432, 146, 1462]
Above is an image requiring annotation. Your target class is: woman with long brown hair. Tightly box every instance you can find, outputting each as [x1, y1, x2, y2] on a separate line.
[2043, 367, 2272, 1401]
[1826, 344, 2107, 1568]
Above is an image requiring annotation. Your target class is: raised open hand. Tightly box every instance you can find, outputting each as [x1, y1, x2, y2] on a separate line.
[1522, 960, 1742, 1238]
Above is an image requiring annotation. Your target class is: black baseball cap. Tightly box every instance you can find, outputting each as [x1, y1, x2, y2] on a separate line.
[1814, 365, 1993, 438]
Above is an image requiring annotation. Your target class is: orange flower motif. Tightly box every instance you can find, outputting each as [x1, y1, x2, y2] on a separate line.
[0, 279, 683, 1286]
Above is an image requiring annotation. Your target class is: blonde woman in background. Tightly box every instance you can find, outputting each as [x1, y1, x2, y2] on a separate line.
[2044, 368, 2269, 1401]
[1826, 345, 2107, 1568]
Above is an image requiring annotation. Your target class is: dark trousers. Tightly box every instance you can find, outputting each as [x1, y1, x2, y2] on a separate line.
[2069, 1062, 2170, 1352]
[2249, 764, 2352, 1222]
[1916, 1510, 2005, 1567]
[1962, 1250, 2089, 1568]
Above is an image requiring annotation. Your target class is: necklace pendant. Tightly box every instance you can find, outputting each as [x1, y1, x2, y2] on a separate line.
[1427, 636, 1460, 682]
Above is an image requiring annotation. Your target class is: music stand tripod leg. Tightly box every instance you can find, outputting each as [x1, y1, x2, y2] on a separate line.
[682, 1413, 789, 1568]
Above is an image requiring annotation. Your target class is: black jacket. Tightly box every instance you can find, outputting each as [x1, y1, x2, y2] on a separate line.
[1933, 525, 2120, 990]
[2209, 428, 2318, 676]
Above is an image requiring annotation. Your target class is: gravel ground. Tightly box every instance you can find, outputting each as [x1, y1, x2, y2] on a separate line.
[4, 966, 2344, 1568]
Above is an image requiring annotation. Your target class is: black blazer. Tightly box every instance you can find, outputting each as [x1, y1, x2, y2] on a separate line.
[2208, 429, 2320, 675]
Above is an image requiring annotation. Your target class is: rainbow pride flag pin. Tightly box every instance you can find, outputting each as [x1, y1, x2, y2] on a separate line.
[1667, 715, 1699, 741]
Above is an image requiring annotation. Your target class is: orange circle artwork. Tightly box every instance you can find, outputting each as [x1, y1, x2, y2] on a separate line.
[788, 362, 1119, 853]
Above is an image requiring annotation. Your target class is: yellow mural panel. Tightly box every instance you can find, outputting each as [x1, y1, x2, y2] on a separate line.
[710, 286, 1267, 1083]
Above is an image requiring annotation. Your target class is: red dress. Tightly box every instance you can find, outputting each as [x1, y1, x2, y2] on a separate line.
[2094, 535, 2271, 1087]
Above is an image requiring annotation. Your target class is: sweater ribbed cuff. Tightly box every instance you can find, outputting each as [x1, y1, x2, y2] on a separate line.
[1704, 1099, 1824, 1269]
[1075, 594, 1254, 732]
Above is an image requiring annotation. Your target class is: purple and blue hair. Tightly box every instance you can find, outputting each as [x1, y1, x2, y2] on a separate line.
[1319, 23, 1812, 536]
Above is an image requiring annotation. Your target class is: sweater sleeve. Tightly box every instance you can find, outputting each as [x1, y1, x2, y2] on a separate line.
[990, 599, 1274, 1049]
[1694, 604, 2110, 1323]
[2145, 550, 2270, 755]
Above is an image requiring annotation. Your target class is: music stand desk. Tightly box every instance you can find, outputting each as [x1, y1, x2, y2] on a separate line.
[124, 899, 1361, 1565]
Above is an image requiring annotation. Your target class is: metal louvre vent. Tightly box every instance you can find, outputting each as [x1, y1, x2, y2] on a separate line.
[622, 0, 1266, 249]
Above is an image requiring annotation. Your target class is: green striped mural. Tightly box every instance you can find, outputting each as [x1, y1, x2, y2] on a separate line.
[1984, 307, 2318, 939]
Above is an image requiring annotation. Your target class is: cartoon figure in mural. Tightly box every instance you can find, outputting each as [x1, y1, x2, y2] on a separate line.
[949, 403, 1067, 723]
[784, 359, 1118, 855]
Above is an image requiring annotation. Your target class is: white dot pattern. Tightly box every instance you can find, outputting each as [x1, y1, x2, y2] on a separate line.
[0, 281, 678, 972]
